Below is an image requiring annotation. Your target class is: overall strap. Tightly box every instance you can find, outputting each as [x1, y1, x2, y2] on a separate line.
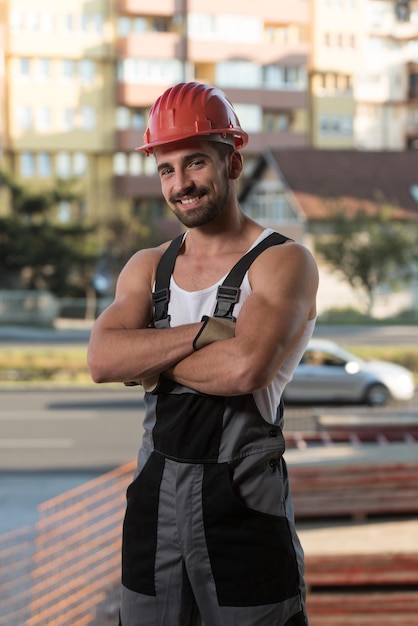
[214, 231, 289, 320]
[152, 234, 185, 328]
[152, 231, 289, 326]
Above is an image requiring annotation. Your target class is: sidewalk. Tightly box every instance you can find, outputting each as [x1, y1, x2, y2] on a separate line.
[0, 319, 93, 344]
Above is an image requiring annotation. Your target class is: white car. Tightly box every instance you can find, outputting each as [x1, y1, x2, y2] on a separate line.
[284, 338, 415, 406]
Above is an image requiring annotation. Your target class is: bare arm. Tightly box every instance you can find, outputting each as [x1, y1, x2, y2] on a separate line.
[87, 247, 202, 383]
[166, 242, 318, 396]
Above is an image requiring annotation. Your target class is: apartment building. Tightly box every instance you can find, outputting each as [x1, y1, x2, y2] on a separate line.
[0, 0, 311, 231]
[355, 0, 418, 150]
[309, 0, 360, 149]
[0, 0, 7, 215]
[1, 0, 417, 234]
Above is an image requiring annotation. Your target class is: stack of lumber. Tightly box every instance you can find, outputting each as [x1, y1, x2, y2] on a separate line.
[289, 457, 418, 520]
[300, 519, 418, 625]
[285, 432, 418, 520]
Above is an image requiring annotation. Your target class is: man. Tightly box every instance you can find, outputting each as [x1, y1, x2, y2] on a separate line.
[88, 81, 318, 626]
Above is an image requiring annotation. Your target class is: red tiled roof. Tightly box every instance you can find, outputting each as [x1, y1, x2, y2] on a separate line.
[269, 150, 418, 220]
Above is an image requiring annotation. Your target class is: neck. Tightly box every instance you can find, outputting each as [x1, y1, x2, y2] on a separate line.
[184, 212, 263, 256]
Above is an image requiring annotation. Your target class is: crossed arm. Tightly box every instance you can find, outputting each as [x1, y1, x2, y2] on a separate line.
[87, 242, 318, 396]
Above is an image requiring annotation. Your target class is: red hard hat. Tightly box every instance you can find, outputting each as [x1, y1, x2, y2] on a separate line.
[136, 82, 248, 155]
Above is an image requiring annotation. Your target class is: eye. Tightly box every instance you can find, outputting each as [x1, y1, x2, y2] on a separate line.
[159, 166, 173, 177]
[188, 158, 205, 169]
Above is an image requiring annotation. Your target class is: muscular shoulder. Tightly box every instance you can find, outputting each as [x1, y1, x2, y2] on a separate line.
[116, 242, 171, 294]
[248, 240, 318, 306]
[251, 240, 317, 281]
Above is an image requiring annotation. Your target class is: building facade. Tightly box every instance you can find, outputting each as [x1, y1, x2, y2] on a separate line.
[0, 0, 417, 235]
[0, 0, 311, 233]
[354, 0, 418, 150]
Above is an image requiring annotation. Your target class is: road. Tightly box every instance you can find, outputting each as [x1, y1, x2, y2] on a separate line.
[0, 386, 144, 471]
[0, 323, 417, 346]
[1, 385, 417, 471]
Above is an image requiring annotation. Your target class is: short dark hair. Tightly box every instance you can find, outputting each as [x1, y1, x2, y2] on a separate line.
[211, 141, 234, 160]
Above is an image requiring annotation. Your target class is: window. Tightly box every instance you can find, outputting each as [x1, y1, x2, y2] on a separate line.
[188, 13, 217, 39]
[18, 57, 30, 80]
[79, 59, 95, 85]
[341, 116, 353, 135]
[9, 7, 24, 32]
[63, 14, 74, 32]
[116, 107, 130, 130]
[56, 152, 72, 178]
[79, 106, 96, 130]
[73, 152, 87, 176]
[218, 15, 262, 43]
[264, 112, 290, 132]
[37, 58, 51, 82]
[40, 11, 54, 34]
[57, 201, 72, 223]
[93, 14, 104, 34]
[61, 108, 74, 132]
[319, 115, 330, 135]
[16, 106, 32, 131]
[27, 9, 40, 31]
[319, 114, 353, 136]
[129, 153, 143, 175]
[114, 152, 128, 175]
[217, 61, 261, 88]
[21, 152, 35, 178]
[119, 59, 183, 85]
[118, 17, 130, 36]
[264, 64, 306, 90]
[81, 14, 89, 32]
[233, 104, 262, 132]
[395, 1, 410, 22]
[144, 157, 157, 176]
[243, 183, 297, 223]
[133, 17, 147, 33]
[132, 110, 146, 129]
[37, 152, 52, 178]
[61, 59, 75, 81]
[35, 106, 51, 131]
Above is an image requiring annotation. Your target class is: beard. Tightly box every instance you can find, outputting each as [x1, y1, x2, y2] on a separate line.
[169, 169, 230, 229]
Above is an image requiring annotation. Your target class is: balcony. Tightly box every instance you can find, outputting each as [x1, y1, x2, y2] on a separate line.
[225, 87, 308, 110]
[117, 0, 184, 16]
[117, 83, 173, 107]
[188, 39, 308, 66]
[118, 0, 309, 22]
[245, 130, 308, 153]
[113, 174, 162, 198]
[117, 32, 186, 60]
[190, 0, 309, 23]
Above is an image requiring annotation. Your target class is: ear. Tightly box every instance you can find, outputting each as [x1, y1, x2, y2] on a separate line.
[228, 151, 243, 180]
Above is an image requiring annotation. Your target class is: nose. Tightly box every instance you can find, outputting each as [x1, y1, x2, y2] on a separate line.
[172, 168, 192, 195]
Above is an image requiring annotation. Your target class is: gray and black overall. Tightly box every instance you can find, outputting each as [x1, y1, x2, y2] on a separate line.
[120, 233, 308, 626]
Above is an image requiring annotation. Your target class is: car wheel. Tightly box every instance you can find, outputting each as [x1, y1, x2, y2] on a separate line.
[364, 383, 390, 406]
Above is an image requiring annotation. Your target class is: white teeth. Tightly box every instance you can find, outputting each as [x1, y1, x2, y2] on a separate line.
[181, 197, 199, 205]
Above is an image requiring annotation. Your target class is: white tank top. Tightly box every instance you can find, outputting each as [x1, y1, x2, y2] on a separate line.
[167, 229, 316, 424]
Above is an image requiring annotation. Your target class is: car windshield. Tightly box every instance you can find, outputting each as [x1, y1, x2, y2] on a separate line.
[302, 344, 364, 367]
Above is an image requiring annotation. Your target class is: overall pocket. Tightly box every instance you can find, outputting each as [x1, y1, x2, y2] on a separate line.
[121, 452, 165, 595]
[202, 462, 300, 607]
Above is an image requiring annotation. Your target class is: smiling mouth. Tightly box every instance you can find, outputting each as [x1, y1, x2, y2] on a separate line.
[178, 195, 201, 205]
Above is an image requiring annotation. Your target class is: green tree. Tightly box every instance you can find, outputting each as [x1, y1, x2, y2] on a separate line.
[314, 204, 417, 317]
[0, 170, 99, 298]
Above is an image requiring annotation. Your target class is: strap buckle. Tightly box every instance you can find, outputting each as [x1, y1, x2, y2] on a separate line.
[152, 288, 171, 328]
[214, 285, 240, 321]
